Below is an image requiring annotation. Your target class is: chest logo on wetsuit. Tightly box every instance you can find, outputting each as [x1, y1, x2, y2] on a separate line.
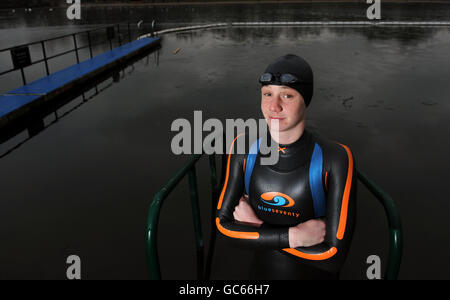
[258, 192, 300, 218]
[260, 192, 295, 207]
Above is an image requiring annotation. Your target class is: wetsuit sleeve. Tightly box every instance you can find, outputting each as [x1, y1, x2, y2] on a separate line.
[282, 143, 357, 274]
[216, 136, 290, 249]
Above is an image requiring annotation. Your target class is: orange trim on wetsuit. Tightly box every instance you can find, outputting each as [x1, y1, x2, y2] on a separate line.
[336, 143, 354, 240]
[283, 247, 338, 260]
[217, 134, 243, 210]
[215, 130, 356, 275]
[216, 217, 259, 239]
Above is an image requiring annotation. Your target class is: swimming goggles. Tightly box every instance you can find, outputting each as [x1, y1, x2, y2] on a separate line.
[259, 73, 299, 85]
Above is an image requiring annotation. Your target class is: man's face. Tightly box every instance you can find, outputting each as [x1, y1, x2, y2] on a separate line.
[260, 84, 306, 133]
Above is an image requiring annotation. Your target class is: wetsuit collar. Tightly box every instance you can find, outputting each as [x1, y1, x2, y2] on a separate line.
[277, 130, 312, 157]
[260, 130, 315, 172]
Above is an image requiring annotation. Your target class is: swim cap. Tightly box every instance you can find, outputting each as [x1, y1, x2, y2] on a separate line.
[260, 54, 314, 107]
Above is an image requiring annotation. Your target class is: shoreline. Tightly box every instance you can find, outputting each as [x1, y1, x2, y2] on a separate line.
[78, 1, 450, 7]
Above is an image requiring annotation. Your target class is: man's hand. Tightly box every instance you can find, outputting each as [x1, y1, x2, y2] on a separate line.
[289, 218, 326, 248]
[233, 195, 263, 227]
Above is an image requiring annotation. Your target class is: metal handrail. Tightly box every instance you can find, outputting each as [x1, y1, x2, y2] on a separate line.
[0, 25, 111, 53]
[146, 154, 219, 280]
[146, 156, 403, 280]
[356, 169, 403, 280]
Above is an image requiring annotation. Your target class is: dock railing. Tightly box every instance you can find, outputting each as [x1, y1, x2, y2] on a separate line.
[0, 21, 152, 88]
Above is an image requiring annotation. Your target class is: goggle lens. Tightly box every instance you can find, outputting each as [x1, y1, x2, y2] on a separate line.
[259, 73, 299, 85]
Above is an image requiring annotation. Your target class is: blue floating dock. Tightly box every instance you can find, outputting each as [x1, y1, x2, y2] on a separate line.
[0, 36, 160, 128]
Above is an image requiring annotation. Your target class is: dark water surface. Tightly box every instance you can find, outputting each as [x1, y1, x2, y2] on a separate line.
[0, 4, 450, 280]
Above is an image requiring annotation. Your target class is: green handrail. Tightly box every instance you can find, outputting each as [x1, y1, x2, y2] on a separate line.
[146, 155, 403, 280]
[356, 169, 403, 280]
[145, 153, 218, 280]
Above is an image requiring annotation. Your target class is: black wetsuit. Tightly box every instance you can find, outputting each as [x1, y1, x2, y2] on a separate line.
[216, 130, 356, 280]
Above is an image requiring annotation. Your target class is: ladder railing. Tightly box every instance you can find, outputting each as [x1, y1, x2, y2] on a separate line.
[356, 169, 403, 280]
[146, 154, 403, 280]
[145, 154, 219, 280]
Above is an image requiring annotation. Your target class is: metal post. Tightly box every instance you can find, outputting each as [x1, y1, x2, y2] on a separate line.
[146, 192, 163, 280]
[73, 34, 80, 64]
[117, 24, 122, 46]
[107, 27, 113, 51]
[151, 20, 156, 37]
[205, 154, 219, 280]
[20, 68, 26, 85]
[188, 167, 204, 280]
[87, 31, 93, 58]
[41, 41, 50, 75]
[127, 22, 131, 43]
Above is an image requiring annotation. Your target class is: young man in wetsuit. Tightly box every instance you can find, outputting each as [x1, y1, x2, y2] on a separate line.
[216, 54, 357, 280]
